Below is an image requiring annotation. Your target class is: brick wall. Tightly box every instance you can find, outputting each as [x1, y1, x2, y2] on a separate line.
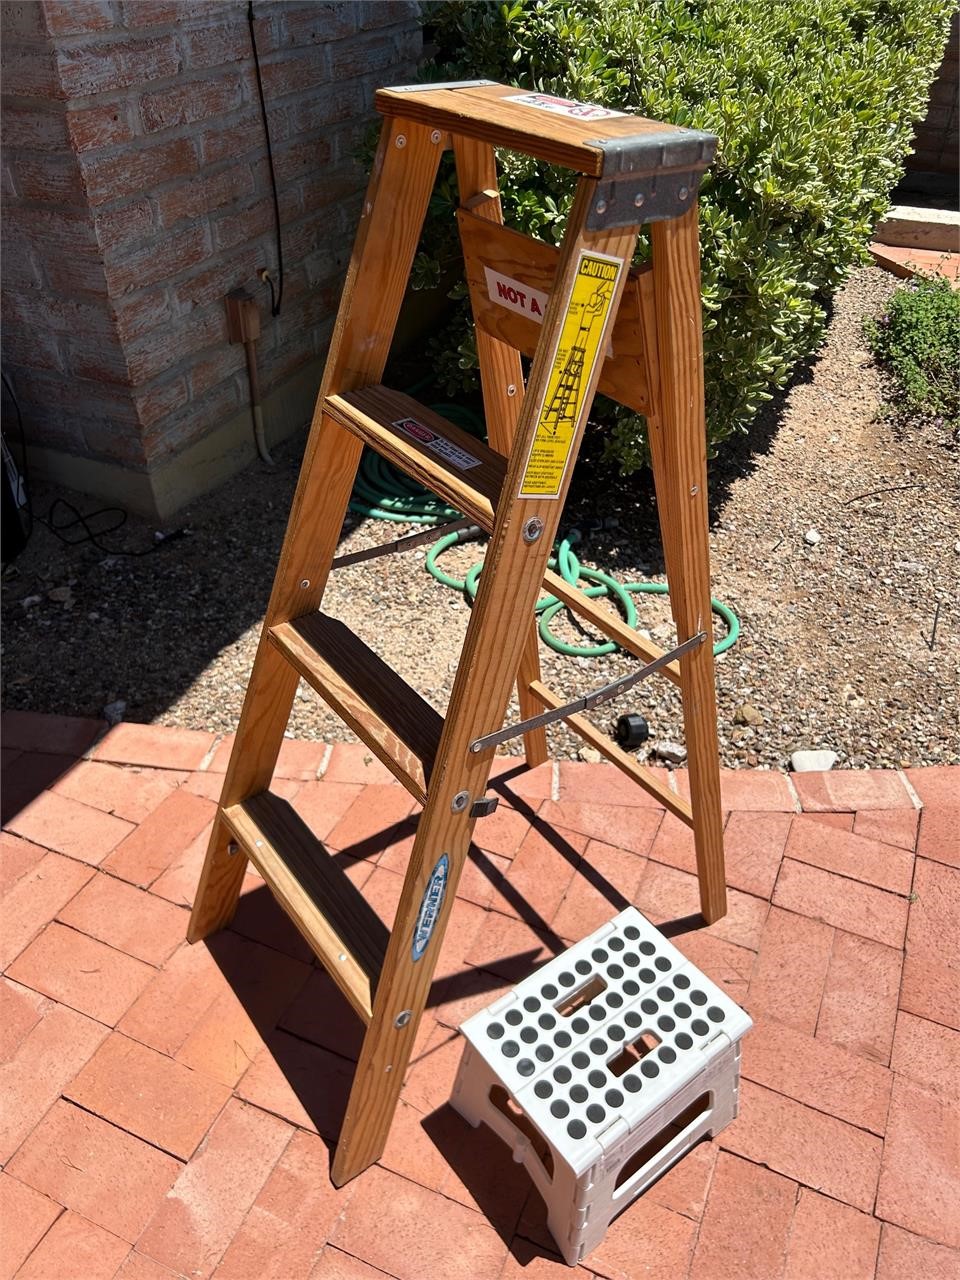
[1, 0, 422, 518]
[907, 9, 958, 176]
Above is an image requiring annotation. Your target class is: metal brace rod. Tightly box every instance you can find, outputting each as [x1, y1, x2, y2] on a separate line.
[331, 517, 476, 570]
[469, 632, 707, 754]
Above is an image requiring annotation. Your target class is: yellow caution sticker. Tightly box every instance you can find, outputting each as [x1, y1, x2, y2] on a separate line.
[519, 250, 623, 499]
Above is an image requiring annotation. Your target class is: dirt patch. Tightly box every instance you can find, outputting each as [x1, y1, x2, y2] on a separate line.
[3, 265, 957, 769]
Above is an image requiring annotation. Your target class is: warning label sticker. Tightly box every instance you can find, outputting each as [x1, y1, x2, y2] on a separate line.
[484, 266, 548, 323]
[504, 92, 626, 121]
[519, 250, 623, 500]
[393, 418, 481, 471]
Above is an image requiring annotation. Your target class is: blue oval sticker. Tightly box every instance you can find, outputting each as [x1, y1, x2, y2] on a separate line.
[412, 853, 448, 962]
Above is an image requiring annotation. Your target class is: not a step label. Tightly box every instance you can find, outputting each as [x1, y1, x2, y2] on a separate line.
[484, 266, 548, 323]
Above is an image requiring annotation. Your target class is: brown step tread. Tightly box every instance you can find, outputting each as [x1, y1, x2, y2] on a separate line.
[269, 610, 443, 805]
[222, 791, 389, 1021]
[324, 386, 503, 531]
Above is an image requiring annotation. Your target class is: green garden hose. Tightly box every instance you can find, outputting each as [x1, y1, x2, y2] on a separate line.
[348, 398, 740, 658]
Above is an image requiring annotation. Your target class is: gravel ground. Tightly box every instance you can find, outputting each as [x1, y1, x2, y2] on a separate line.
[3, 264, 958, 769]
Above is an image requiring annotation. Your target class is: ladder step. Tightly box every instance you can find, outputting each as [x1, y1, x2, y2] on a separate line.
[270, 610, 443, 804]
[325, 385, 503, 531]
[222, 792, 388, 1022]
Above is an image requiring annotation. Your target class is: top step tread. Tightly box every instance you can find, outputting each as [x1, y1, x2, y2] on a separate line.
[376, 82, 716, 179]
[325, 385, 503, 530]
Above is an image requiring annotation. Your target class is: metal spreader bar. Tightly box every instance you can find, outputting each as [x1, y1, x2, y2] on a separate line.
[469, 631, 707, 754]
[331, 517, 476, 570]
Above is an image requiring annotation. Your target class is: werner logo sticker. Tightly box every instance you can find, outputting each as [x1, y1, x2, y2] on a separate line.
[519, 250, 623, 500]
[412, 854, 448, 962]
[504, 92, 626, 121]
[393, 418, 481, 471]
[484, 266, 548, 323]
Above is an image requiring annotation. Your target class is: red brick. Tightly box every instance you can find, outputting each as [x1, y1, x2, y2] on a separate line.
[57, 872, 186, 966]
[891, 1011, 960, 1099]
[92, 722, 215, 771]
[720, 1081, 882, 1212]
[853, 807, 920, 852]
[8, 922, 154, 1025]
[137, 1099, 292, 1278]
[917, 806, 960, 868]
[141, 73, 243, 132]
[773, 859, 909, 948]
[325, 785, 415, 856]
[470, 800, 531, 858]
[876, 1224, 960, 1280]
[103, 789, 216, 888]
[331, 1165, 507, 1280]
[448, 844, 512, 912]
[309, 1249, 393, 1280]
[429, 964, 512, 1034]
[743, 1015, 892, 1133]
[7, 1100, 180, 1243]
[0, 851, 94, 970]
[13, 152, 84, 204]
[464, 909, 565, 980]
[51, 761, 186, 825]
[690, 1151, 795, 1280]
[104, 223, 211, 296]
[557, 760, 665, 807]
[901, 858, 960, 1030]
[66, 100, 135, 153]
[505, 823, 584, 926]
[213, 1130, 352, 1279]
[720, 810, 791, 898]
[816, 930, 902, 1063]
[877, 1075, 960, 1247]
[156, 163, 255, 230]
[236, 1031, 353, 1137]
[175, 944, 311, 1087]
[181, 20, 250, 69]
[6, 789, 134, 866]
[784, 815, 914, 894]
[0, 1172, 61, 1277]
[197, 108, 263, 167]
[804, 811, 856, 831]
[1, 710, 102, 756]
[148, 817, 216, 909]
[0, 977, 45, 1060]
[646, 809, 699, 876]
[673, 767, 797, 811]
[15, 1208, 130, 1279]
[793, 769, 913, 812]
[278, 969, 365, 1060]
[536, 800, 662, 856]
[80, 135, 199, 207]
[783, 1188, 881, 1280]
[57, 33, 180, 97]
[378, 1096, 452, 1194]
[644, 1137, 718, 1222]
[675, 930, 755, 1004]
[635, 859, 768, 950]
[587, 1194, 697, 1280]
[904, 766, 959, 808]
[400, 1023, 465, 1117]
[114, 1252, 184, 1280]
[0, 992, 109, 1165]
[68, 1032, 230, 1161]
[323, 743, 398, 787]
[551, 838, 647, 941]
[228, 877, 315, 963]
[119, 937, 225, 1055]
[0, 831, 46, 894]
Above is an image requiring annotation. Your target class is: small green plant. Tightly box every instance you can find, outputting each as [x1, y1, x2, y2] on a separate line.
[865, 275, 960, 431]
[414, 0, 951, 470]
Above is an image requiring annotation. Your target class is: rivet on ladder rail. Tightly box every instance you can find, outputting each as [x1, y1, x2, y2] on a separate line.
[430, 130, 442, 144]
[299, 578, 310, 589]
[227, 841, 239, 856]
[522, 517, 544, 544]
[451, 790, 470, 814]
[394, 1010, 412, 1029]
[395, 134, 407, 149]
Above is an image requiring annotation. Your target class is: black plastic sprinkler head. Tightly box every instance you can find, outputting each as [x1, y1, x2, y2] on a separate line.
[615, 713, 650, 751]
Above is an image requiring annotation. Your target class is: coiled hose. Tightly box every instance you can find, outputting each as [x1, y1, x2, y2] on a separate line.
[348, 399, 739, 658]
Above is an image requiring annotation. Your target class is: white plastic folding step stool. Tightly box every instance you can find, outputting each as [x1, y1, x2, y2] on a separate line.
[451, 907, 752, 1266]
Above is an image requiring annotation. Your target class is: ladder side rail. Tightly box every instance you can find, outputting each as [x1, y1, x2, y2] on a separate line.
[453, 135, 548, 769]
[331, 177, 641, 1185]
[188, 119, 444, 943]
[646, 205, 726, 923]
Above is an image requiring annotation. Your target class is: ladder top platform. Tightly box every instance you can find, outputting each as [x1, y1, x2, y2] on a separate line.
[376, 81, 717, 180]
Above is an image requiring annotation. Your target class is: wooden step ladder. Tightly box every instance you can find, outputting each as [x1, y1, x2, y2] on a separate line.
[189, 81, 727, 1187]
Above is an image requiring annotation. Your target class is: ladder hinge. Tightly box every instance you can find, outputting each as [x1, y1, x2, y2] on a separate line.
[586, 128, 718, 228]
[470, 795, 500, 818]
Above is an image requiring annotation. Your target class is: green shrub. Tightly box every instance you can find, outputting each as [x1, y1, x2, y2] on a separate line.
[865, 275, 960, 430]
[415, 0, 951, 470]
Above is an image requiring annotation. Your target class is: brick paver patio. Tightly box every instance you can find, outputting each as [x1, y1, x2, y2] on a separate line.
[1, 710, 958, 1279]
